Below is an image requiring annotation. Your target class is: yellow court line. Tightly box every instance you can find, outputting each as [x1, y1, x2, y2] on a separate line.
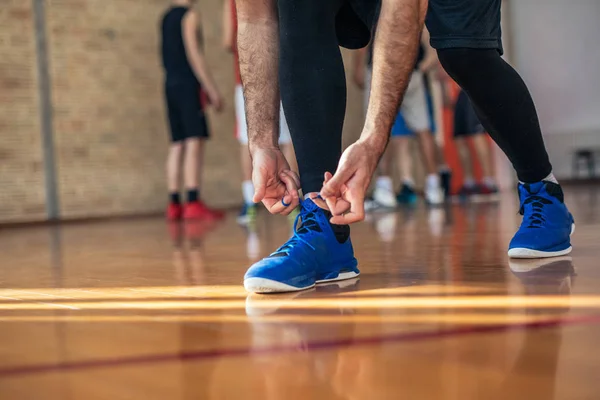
[0, 284, 500, 301]
[0, 296, 599, 310]
[0, 313, 567, 324]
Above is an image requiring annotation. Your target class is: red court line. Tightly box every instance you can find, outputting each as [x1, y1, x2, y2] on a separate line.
[1, 313, 599, 378]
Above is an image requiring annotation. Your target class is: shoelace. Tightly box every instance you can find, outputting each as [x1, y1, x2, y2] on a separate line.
[272, 202, 319, 255]
[519, 195, 553, 228]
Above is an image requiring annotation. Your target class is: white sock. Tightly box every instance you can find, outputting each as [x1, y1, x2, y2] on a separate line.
[543, 172, 558, 184]
[519, 172, 559, 185]
[483, 176, 496, 188]
[242, 180, 254, 205]
[426, 173, 440, 190]
[464, 177, 476, 188]
[376, 176, 393, 192]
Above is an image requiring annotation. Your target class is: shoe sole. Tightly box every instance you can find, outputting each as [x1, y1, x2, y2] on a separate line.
[508, 224, 575, 259]
[316, 270, 360, 284]
[244, 270, 360, 294]
[244, 278, 314, 294]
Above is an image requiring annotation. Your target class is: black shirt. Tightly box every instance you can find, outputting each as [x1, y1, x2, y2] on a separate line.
[161, 7, 197, 84]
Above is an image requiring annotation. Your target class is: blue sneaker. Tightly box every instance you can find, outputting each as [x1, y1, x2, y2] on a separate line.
[396, 183, 418, 205]
[508, 181, 574, 258]
[243, 198, 359, 293]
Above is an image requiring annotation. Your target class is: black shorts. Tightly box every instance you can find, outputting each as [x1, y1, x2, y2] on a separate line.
[165, 80, 209, 142]
[426, 0, 502, 54]
[336, 0, 502, 54]
[454, 90, 484, 137]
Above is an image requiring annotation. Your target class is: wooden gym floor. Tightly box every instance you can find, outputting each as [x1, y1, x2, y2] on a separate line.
[1, 185, 600, 399]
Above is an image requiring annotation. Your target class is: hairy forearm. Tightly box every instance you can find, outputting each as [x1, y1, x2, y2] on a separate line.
[361, 0, 427, 153]
[237, 18, 279, 152]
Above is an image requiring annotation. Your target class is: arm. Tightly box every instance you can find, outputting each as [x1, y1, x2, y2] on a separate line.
[235, 0, 280, 152]
[417, 27, 439, 73]
[321, 0, 427, 223]
[182, 10, 223, 109]
[234, 0, 299, 213]
[361, 0, 427, 155]
[222, 0, 234, 51]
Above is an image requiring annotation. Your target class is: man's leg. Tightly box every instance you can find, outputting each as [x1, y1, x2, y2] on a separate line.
[278, 0, 346, 196]
[179, 83, 222, 219]
[183, 137, 201, 202]
[165, 84, 184, 220]
[427, 0, 573, 257]
[242, 0, 371, 293]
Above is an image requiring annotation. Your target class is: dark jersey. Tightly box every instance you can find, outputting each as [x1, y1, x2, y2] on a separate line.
[161, 7, 197, 83]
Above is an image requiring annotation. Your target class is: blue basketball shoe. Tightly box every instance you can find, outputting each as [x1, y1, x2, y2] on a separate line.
[244, 198, 359, 293]
[508, 181, 574, 258]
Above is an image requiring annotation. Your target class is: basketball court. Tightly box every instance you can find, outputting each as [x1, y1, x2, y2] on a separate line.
[0, 186, 598, 399]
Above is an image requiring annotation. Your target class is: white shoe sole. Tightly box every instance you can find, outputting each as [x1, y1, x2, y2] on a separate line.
[244, 278, 314, 294]
[508, 246, 572, 259]
[244, 270, 360, 294]
[508, 224, 575, 259]
[316, 270, 360, 284]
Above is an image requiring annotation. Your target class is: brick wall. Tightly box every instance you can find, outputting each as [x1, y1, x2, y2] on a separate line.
[0, 0, 364, 223]
[0, 1, 47, 222]
[46, 0, 241, 219]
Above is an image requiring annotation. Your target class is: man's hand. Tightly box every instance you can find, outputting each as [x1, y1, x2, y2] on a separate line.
[251, 147, 300, 215]
[320, 139, 384, 224]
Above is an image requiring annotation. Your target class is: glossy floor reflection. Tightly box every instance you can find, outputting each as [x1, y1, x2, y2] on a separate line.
[1, 186, 600, 399]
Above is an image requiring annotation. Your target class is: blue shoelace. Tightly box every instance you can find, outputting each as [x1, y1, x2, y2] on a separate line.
[271, 201, 320, 255]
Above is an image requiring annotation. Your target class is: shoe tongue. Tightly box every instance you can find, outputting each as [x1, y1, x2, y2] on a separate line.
[301, 197, 320, 212]
[521, 181, 545, 195]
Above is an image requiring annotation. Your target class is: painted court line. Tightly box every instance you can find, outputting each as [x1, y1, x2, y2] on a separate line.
[0, 313, 599, 378]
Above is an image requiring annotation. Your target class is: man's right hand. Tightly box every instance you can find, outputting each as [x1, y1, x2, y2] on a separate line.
[251, 147, 300, 215]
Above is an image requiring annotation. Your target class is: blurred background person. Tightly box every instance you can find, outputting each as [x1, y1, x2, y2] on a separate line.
[222, 0, 297, 225]
[162, 0, 224, 221]
[451, 89, 499, 200]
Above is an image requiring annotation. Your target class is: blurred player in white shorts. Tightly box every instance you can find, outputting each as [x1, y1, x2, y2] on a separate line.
[224, 0, 296, 224]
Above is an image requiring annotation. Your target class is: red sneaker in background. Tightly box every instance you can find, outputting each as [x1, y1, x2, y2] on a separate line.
[184, 201, 225, 220]
[166, 203, 183, 221]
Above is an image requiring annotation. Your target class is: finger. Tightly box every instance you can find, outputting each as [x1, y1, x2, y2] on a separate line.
[325, 196, 351, 216]
[263, 198, 286, 214]
[321, 166, 354, 198]
[279, 172, 300, 200]
[283, 170, 301, 189]
[264, 193, 299, 215]
[309, 193, 329, 210]
[252, 171, 267, 204]
[330, 188, 365, 224]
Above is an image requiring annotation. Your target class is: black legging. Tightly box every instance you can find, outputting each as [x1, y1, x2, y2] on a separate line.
[438, 48, 552, 183]
[278, 0, 347, 194]
[278, 1, 553, 191]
